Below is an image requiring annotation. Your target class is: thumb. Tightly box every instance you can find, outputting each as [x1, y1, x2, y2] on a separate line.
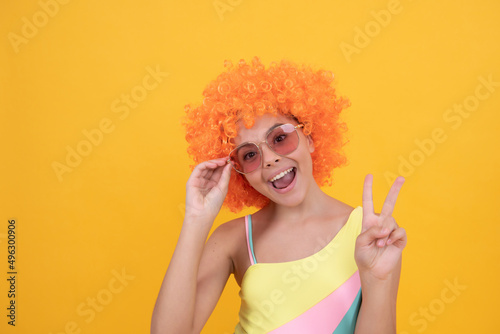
[217, 163, 232, 194]
[206, 163, 232, 214]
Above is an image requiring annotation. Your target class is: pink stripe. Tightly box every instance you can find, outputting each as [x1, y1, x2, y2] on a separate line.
[268, 271, 361, 334]
[245, 215, 254, 265]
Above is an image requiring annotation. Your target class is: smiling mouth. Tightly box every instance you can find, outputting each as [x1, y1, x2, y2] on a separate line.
[270, 167, 296, 189]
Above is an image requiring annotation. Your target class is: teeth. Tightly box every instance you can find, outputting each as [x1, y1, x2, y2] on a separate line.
[270, 168, 294, 182]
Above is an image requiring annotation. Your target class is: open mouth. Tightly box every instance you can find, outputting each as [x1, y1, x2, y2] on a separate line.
[270, 167, 296, 189]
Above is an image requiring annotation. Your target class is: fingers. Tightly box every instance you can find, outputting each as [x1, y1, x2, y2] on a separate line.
[357, 216, 401, 247]
[380, 176, 405, 219]
[357, 224, 390, 247]
[189, 157, 229, 182]
[203, 162, 232, 216]
[386, 227, 407, 248]
[208, 158, 231, 184]
[362, 174, 374, 218]
[200, 157, 229, 172]
[197, 157, 228, 170]
[184, 158, 231, 219]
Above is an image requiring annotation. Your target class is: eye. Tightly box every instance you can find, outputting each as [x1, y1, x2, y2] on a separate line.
[237, 146, 259, 161]
[273, 134, 287, 144]
[243, 151, 257, 161]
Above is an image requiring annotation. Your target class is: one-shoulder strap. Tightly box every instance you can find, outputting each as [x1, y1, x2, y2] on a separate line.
[244, 215, 257, 265]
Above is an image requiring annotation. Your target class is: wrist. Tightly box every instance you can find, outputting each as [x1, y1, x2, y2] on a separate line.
[182, 215, 214, 235]
[359, 270, 399, 301]
[359, 269, 396, 284]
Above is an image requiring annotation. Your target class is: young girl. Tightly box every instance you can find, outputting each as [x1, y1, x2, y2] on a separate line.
[151, 57, 406, 334]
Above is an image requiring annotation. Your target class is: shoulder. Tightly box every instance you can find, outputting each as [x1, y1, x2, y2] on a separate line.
[344, 205, 363, 235]
[206, 216, 251, 282]
[210, 216, 246, 240]
[324, 199, 362, 234]
[205, 216, 247, 262]
[325, 198, 357, 222]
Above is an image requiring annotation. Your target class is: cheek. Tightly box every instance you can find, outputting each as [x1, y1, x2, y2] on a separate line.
[244, 174, 260, 188]
[299, 151, 314, 172]
[244, 174, 270, 194]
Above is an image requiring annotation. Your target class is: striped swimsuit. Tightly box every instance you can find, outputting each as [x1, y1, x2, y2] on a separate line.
[234, 206, 363, 334]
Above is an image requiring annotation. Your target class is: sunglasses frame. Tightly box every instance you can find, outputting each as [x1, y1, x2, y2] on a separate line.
[227, 123, 305, 174]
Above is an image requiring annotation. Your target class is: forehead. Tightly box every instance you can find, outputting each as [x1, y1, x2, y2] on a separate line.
[234, 113, 296, 145]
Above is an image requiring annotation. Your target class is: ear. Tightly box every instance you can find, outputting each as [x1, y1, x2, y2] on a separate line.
[307, 135, 315, 153]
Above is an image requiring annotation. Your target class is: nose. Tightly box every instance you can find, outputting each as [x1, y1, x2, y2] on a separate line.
[260, 143, 281, 168]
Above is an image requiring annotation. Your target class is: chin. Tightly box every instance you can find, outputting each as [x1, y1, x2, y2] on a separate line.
[277, 193, 308, 208]
[266, 186, 310, 208]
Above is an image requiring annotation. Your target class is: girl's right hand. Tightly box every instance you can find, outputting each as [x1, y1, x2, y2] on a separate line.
[184, 157, 232, 225]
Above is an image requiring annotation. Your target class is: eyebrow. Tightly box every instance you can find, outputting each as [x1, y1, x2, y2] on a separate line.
[269, 123, 285, 131]
[254, 123, 285, 140]
[234, 123, 286, 147]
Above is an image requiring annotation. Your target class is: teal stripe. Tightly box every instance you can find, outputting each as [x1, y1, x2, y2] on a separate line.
[248, 215, 257, 264]
[333, 288, 362, 334]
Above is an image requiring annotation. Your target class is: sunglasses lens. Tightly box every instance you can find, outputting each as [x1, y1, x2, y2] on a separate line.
[267, 124, 299, 155]
[229, 124, 300, 174]
[229, 143, 261, 173]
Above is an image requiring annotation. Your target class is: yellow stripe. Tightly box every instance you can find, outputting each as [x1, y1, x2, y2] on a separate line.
[237, 206, 363, 333]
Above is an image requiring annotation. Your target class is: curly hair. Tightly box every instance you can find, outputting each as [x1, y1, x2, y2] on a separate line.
[182, 57, 351, 213]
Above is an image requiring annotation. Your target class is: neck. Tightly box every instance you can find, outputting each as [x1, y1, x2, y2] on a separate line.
[263, 179, 335, 225]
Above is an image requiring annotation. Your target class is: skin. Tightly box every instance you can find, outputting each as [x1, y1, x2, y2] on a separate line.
[151, 113, 407, 334]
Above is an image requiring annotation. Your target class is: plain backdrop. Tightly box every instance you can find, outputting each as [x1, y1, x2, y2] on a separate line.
[1, 0, 499, 333]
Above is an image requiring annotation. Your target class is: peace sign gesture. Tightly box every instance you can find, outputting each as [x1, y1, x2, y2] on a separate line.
[354, 174, 407, 280]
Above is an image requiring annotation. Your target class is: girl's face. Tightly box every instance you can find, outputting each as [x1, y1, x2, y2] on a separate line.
[233, 113, 315, 207]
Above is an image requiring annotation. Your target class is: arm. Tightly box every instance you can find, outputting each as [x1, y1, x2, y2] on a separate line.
[151, 158, 232, 334]
[354, 174, 407, 334]
[355, 258, 401, 333]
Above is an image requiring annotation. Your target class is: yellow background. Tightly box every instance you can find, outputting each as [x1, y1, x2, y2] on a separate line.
[1, 0, 499, 333]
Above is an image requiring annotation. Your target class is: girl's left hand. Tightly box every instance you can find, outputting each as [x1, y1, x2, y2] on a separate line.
[354, 174, 407, 281]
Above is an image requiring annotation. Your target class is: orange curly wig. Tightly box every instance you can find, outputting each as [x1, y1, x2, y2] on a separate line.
[182, 57, 351, 213]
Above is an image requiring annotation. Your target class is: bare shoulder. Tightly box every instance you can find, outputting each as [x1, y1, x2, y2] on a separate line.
[205, 216, 246, 269]
[210, 216, 245, 241]
[319, 199, 357, 241]
[326, 197, 357, 221]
